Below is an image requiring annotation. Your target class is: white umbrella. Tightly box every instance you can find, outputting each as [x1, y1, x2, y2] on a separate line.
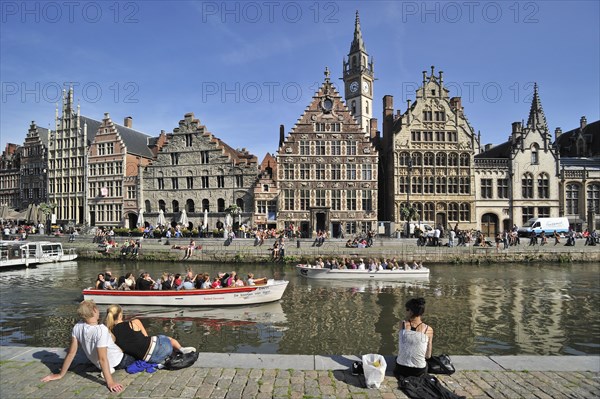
[202, 209, 208, 230]
[179, 209, 188, 227]
[157, 209, 166, 227]
[137, 209, 145, 227]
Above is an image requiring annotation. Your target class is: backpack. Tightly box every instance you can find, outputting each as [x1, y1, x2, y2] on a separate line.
[400, 374, 465, 399]
[162, 351, 199, 370]
[427, 354, 456, 375]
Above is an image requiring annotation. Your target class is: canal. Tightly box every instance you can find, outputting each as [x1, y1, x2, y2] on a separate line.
[0, 260, 598, 356]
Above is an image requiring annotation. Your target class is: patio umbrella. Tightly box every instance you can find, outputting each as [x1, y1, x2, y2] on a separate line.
[157, 209, 166, 227]
[202, 209, 208, 230]
[137, 209, 145, 227]
[179, 209, 188, 227]
[25, 204, 35, 222]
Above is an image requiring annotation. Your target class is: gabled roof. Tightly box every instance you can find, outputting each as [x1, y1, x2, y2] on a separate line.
[554, 119, 600, 157]
[81, 116, 154, 159]
[475, 140, 514, 159]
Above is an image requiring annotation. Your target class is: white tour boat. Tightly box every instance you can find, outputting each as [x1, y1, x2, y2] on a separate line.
[83, 279, 289, 306]
[296, 264, 430, 280]
[0, 240, 78, 268]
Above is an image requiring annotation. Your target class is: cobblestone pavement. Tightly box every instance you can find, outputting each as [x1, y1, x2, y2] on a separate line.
[2, 358, 599, 399]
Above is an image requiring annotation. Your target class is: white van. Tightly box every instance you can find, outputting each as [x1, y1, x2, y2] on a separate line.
[403, 222, 434, 237]
[518, 217, 569, 237]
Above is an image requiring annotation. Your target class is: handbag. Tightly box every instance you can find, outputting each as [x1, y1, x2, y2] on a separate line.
[426, 354, 456, 375]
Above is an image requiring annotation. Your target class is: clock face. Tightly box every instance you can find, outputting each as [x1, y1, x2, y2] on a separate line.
[322, 98, 333, 111]
[349, 81, 359, 93]
[362, 81, 370, 94]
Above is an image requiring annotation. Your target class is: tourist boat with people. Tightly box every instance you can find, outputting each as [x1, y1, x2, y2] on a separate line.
[82, 279, 289, 306]
[0, 240, 78, 268]
[296, 264, 430, 280]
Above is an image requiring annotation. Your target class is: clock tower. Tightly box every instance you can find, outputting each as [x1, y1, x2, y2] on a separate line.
[343, 11, 374, 133]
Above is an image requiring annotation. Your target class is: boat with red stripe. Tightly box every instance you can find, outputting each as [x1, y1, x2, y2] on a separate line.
[83, 279, 289, 306]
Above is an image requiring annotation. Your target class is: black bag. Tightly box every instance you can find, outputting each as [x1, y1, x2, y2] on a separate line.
[401, 374, 465, 399]
[163, 351, 199, 370]
[427, 354, 456, 375]
[351, 361, 363, 375]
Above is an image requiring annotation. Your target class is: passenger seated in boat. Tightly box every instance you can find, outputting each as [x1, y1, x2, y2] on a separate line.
[160, 273, 173, 290]
[95, 273, 106, 289]
[105, 305, 195, 366]
[136, 273, 155, 290]
[357, 259, 366, 270]
[177, 276, 194, 290]
[412, 261, 419, 269]
[233, 275, 245, 287]
[211, 277, 222, 288]
[200, 273, 211, 289]
[247, 273, 255, 285]
[403, 262, 409, 270]
[173, 273, 182, 287]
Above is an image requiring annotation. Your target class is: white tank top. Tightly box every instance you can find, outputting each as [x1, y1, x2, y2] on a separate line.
[396, 322, 429, 369]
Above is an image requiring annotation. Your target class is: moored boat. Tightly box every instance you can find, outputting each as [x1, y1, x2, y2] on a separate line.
[83, 279, 289, 306]
[296, 264, 429, 280]
[0, 240, 77, 268]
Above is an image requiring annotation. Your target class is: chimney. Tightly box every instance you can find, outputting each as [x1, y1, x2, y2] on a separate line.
[383, 95, 394, 117]
[580, 116, 587, 129]
[278, 124, 285, 149]
[555, 127, 562, 140]
[370, 118, 378, 140]
[124, 116, 133, 128]
[484, 143, 493, 152]
[450, 97, 462, 112]
[512, 121, 522, 135]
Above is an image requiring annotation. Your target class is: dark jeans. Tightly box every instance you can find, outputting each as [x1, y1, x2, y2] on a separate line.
[394, 362, 427, 379]
[116, 353, 136, 370]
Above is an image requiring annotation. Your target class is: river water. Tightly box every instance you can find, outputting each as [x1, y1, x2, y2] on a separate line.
[0, 260, 598, 356]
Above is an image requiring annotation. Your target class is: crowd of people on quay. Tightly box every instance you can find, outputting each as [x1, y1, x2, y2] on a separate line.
[93, 269, 264, 291]
[304, 256, 425, 271]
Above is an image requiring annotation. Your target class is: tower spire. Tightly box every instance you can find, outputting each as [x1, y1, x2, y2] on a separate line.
[527, 83, 548, 132]
[350, 10, 366, 53]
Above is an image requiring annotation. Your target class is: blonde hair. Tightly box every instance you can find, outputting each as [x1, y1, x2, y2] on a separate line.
[77, 300, 97, 320]
[104, 304, 123, 332]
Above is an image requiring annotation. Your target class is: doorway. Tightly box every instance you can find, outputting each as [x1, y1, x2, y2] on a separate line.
[316, 212, 326, 232]
[481, 213, 498, 237]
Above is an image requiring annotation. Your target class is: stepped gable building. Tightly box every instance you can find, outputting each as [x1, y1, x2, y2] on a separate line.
[0, 143, 21, 209]
[277, 68, 379, 238]
[20, 121, 49, 210]
[554, 116, 600, 231]
[253, 152, 278, 229]
[141, 112, 258, 232]
[380, 66, 480, 231]
[48, 88, 153, 226]
[342, 11, 374, 134]
[87, 114, 155, 228]
[475, 84, 560, 235]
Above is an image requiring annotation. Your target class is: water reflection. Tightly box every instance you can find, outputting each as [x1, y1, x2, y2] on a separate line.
[0, 261, 598, 355]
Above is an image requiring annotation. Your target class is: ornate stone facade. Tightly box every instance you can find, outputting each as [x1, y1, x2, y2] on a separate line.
[253, 153, 278, 229]
[277, 70, 379, 238]
[475, 84, 561, 235]
[19, 121, 49, 210]
[0, 143, 21, 209]
[141, 112, 258, 232]
[380, 67, 480, 231]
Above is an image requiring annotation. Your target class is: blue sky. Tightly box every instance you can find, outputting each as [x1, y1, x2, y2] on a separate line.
[1, 1, 599, 158]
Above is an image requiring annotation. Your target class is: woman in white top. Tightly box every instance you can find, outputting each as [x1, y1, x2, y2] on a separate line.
[394, 297, 434, 379]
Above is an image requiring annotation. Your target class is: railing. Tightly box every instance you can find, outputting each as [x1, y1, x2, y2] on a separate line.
[474, 158, 509, 168]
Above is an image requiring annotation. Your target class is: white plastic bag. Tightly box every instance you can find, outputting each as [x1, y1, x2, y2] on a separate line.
[362, 353, 387, 388]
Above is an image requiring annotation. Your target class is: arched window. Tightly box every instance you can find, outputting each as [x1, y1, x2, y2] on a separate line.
[202, 199, 210, 212]
[186, 199, 195, 213]
[236, 198, 244, 211]
[217, 198, 225, 212]
[411, 153, 422, 166]
[351, 100, 356, 115]
[587, 183, 600, 213]
[412, 176, 422, 194]
[531, 144, 539, 165]
[424, 202, 435, 222]
[158, 200, 166, 212]
[448, 153, 458, 167]
[537, 173, 549, 198]
[459, 203, 470, 221]
[448, 203, 459, 221]
[459, 153, 470, 166]
[566, 184, 579, 214]
[522, 173, 533, 198]
[435, 176, 447, 194]
[145, 200, 151, 213]
[172, 200, 179, 213]
[424, 152, 434, 166]
[435, 152, 447, 167]
[399, 152, 410, 166]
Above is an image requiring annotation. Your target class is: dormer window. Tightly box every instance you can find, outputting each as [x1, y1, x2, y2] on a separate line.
[431, 89, 436, 96]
